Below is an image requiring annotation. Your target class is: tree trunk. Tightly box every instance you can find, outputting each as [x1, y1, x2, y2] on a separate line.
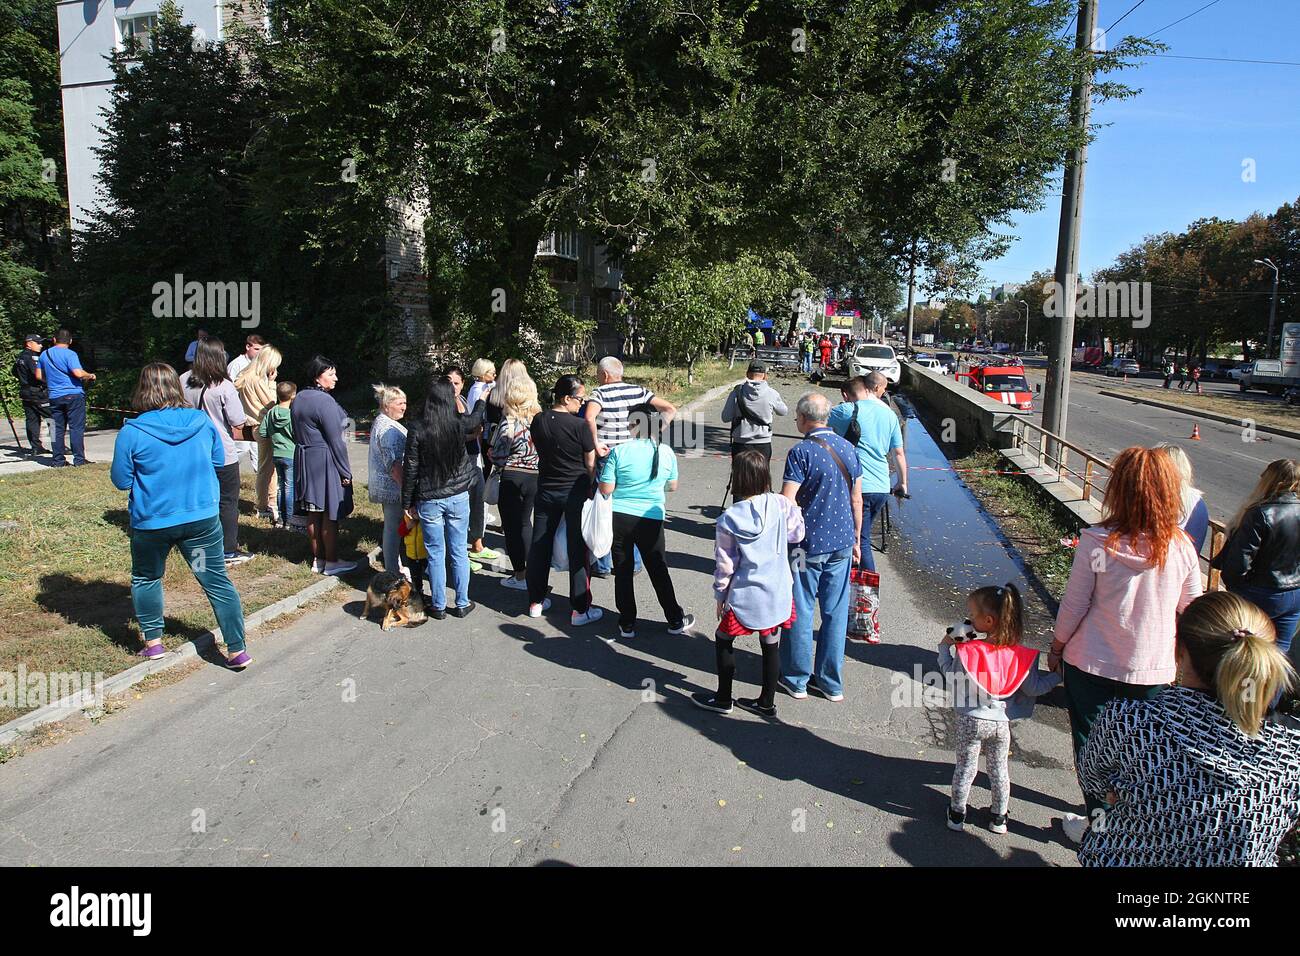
[501, 222, 546, 345]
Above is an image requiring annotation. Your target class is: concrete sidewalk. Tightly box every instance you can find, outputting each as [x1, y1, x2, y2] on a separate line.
[0, 385, 1082, 866]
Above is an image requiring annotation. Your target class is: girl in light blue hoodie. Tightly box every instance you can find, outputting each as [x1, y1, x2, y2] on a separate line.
[111, 364, 249, 669]
[693, 449, 804, 718]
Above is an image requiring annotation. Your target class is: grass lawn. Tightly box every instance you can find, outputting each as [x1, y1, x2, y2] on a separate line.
[0, 465, 384, 725]
[579, 356, 742, 409]
[1102, 381, 1300, 432]
[949, 447, 1078, 601]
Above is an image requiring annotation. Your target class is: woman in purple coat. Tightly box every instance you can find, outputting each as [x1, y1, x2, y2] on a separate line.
[291, 356, 358, 575]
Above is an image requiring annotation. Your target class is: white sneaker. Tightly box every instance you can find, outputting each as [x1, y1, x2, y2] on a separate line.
[311, 559, 324, 574]
[778, 678, 808, 700]
[322, 560, 359, 576]
[667, 613, 696, 635]
[528, 598, 552, 618]
[501, 575, 528, 590]
[571, 607, 603, 626]
[1061, 812, 1090, 844]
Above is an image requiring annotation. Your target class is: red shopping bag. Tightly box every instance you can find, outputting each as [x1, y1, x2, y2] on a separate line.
[847, 567, 880, 644]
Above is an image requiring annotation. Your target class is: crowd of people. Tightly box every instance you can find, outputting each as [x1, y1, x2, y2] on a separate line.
[742, 327, 857, 374]
[74, 333, 1300, 865]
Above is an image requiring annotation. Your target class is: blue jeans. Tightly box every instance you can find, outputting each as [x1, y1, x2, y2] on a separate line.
[801, 352, 813, 372]
[416, 493, 471, 610]
[1228, 582, 1300, 660]
[780, 546, 853, 696]
[857, 492, 889, 573]
[130, 515, 246, 653]
[381, 500, 404, 574]
[50, 393, 87, 465]
[273, 456, 295, 527]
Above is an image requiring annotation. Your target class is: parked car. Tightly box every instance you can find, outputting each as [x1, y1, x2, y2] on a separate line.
[848, 343, 901, 384]
[1227, 364, 1250, 383]
[1201, 359, 1242, 381]
[933, 351, 958, 374]
[1104, 357, 1141, 377]
[914, 357, 944, 373]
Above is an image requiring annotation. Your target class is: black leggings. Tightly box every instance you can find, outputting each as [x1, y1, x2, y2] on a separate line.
[216, 462, 241, 554]
[527, 482, 591, 612]
[498, 469, 537, 576]
[716, 635, 781, 708]
[611, 512, 683, 629]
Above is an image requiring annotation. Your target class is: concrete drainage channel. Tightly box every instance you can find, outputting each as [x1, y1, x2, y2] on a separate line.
[884, 392, 1060, 647]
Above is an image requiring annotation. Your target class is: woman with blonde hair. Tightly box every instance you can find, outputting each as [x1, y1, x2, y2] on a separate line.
[1077, 591, 1300, 866]
[235, 344, 282, 522]
[367, 383, 409, 573]
[489, 372, 542, 588]
[1050, 446, 1203, 843]
[1212, 459, 1300, 661]
[1154, 442, 1210, 553]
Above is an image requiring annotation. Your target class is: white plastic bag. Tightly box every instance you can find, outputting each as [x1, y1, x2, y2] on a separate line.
[582, 491, 613, 560]
[551, 516, 569, 571]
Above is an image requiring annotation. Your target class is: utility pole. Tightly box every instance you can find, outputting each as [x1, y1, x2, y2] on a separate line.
[1020, 299, 1030, 353]
[1255, 258, 1280, 357]
[1042, 0, 1096, 458]
[904, 240, 918, 351]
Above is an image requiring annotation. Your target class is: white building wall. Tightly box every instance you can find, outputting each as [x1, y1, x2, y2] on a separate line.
[56, 0, 223, 229]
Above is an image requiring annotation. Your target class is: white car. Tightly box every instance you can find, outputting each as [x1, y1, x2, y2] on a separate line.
[914, 357, 944, 373]
[1227, 365, 1249, 383]
[848, 344, 901, 384]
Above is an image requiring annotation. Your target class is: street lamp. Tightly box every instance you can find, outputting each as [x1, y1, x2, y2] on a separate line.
[1019, 299, 1030, 354]
[1254, 258, 1280, 357]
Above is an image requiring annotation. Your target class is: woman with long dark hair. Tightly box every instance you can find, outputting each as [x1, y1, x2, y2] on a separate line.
[402, 378, 486, 617]
[112, 364, 250, 668]
[179, 337, 250, 566]
[291, 356, 358, 575]
[526, 374, 600, 626]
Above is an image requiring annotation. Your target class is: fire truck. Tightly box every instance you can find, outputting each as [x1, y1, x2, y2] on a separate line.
[956, 363, 1035, 411]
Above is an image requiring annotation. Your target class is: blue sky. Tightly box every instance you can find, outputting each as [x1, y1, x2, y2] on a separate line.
[982, 0, 1300, 288]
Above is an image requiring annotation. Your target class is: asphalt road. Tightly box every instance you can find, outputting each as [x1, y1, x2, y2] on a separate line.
[1015, 365, 1299, 524]
[0, 384, 1081, 867]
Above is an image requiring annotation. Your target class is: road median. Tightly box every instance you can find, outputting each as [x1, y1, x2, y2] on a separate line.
[1097, 388, 1300, 440]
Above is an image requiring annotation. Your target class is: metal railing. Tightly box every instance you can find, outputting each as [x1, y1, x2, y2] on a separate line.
[1007, 417, 1228, 590]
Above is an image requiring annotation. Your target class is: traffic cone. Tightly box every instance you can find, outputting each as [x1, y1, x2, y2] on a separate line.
[1190, 423, 1201, 441]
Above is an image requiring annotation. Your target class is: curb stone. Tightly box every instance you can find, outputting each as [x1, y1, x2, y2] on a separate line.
[1097, 388, 1300, 441]
[0, 549, 378, 747]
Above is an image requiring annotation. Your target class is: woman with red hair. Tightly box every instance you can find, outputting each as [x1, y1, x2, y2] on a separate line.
[1049, 446, 1202, 844]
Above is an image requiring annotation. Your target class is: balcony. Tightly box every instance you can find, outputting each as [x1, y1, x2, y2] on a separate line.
[536, 231, 579, 261]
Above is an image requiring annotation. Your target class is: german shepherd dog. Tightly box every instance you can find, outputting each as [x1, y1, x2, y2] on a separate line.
[364, 571, 421, 630]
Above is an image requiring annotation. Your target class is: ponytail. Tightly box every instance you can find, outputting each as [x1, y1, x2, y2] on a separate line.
[970, 582, 1023, 647]
[1178, 591, 1296, 736]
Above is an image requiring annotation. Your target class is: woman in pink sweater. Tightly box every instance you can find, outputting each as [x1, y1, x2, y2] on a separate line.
[1048, 446, 1202, 844]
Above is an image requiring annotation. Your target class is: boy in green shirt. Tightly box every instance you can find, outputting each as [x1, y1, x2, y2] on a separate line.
[259, 381, 297, 527]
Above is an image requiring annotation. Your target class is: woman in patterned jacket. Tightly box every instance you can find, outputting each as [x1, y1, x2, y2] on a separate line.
[1076, 591, 1300, 866]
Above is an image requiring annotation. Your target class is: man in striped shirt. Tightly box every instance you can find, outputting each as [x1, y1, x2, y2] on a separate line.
[584, 356, 677, 575]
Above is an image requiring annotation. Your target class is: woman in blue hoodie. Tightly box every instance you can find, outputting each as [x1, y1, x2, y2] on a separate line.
[111, 364, 250, 669]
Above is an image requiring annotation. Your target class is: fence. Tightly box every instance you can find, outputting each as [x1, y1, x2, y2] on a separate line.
[1007, 417, 1227, 590]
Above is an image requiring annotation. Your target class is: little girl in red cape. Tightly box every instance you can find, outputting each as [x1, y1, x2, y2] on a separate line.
[938, 583, 1061, 834]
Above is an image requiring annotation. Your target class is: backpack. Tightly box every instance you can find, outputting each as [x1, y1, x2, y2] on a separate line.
[729, 384, 770, 434]
[844, 402, 863, 447]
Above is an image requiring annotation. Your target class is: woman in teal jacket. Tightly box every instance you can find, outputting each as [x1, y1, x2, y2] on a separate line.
[111, 363, 250, 669]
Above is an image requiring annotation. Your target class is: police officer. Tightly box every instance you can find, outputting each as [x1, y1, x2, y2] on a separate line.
[14, 333, 50, 456]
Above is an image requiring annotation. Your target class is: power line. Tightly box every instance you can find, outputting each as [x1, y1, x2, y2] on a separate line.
[1143, 0, 1227, 40]
[1105, 0, 1148, 34]
[1144, 52, 1300, 67]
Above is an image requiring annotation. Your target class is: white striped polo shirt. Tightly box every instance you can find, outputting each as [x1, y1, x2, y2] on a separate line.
[590, 381, 655, 448]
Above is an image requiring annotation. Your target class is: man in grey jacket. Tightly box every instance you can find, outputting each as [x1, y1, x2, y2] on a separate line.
[721, 360, 788, 464]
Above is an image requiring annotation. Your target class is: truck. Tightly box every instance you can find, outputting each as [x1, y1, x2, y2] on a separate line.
[920, 333, 935, 346]
[1240, 322, 1300, 395]
[1072, 346, 1104, 367]
[955, 364, 1034, 411]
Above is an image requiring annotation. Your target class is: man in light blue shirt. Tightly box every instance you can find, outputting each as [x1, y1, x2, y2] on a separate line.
[828, 372, 906, 572]
[38, 328, 96, 466]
